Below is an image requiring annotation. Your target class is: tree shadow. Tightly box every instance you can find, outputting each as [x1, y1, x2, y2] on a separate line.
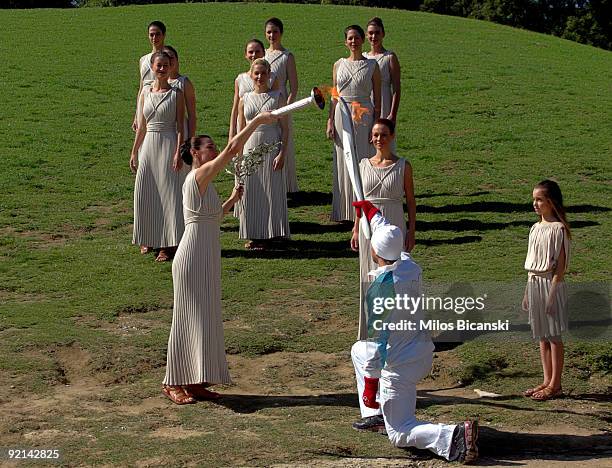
[419, 235, 482, 246]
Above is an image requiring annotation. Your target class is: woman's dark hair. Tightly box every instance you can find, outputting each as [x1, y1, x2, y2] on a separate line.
[180, 135, 212, 165]
[535, 179, 572, 239]
[150, 51, 171, 65]
[245, 38, 265, 53]
[148, 21, 166, 35]
[163, 45, 179, 61]
[265, 17, 284, 34]
[344, 24, 365, 40]
[373, 118, 395, 135]
[367, 17, 385, 34]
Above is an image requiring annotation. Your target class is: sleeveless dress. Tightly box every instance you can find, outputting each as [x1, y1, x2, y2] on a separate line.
[332, 58, 377, 222]
[169, 75, 192, 138]
[164, 171, 231, 385]
[365, 50, 397, 151]
[238, 91, 289, 240]
[357, 158, 406, 340]
[132, 87, 186, 248]
[265, 49, 298, 193]
[524, 222, 570, 338]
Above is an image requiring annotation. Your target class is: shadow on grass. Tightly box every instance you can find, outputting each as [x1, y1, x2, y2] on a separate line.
[221, 235, 483, 258]
[312, 428, 612, 463]
[415, 390, 612, 424]
[287, 191, 332, 208]
[418, 202, 611, 214]
[215, 392, 358, 413]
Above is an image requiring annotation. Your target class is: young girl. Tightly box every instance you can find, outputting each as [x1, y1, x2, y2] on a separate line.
[522, 180, 571, 401]
[350, 118, 416, 340]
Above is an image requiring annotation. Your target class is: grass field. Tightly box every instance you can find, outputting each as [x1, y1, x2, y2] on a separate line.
[0, 3, 611, 466]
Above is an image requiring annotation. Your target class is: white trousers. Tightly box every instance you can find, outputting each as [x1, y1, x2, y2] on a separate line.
[351, 341, 456, 460]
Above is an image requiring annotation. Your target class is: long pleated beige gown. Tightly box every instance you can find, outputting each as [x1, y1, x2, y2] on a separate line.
[357, 158, 407, 340]
[524, 221, 570, 339]
[132, 87, 186, 248]
[365, 50, 397, 152]
[266, 49, 298, 193]
[164, 171, 232, 386]
[238, 90, 289, 240]
[331, 58, 377, 222]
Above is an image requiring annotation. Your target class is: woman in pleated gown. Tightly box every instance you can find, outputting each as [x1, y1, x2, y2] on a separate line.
[162, 112, 280, 404]
[350, 119, 415, 340]
[327, 25, 381, 223]
[264, 17, 299, 193]
[130, 51, 186, 262]
[238, 58, 289, 250]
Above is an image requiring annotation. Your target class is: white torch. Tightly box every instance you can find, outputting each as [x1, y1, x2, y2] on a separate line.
[271, 87, 325, 116]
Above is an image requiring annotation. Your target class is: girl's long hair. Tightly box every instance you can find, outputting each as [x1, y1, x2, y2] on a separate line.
[535, 179, 571, 239]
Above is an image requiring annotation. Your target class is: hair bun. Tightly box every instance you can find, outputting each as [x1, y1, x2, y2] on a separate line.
[180, 140, 193, 165]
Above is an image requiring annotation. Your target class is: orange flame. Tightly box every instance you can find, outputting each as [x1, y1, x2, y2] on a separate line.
[319, 85, 339, 101]
[351, 101, 370, 124]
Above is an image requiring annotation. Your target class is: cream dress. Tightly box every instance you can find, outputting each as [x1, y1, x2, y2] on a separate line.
[163, 172, 231, 385]
[331, 58, 377, 222]
[266, 49, 298, 193]
[524, 221, 570, 338]
[238, 91, 289, 240]
[357, 158, 406, 340]
[133, 87, 186, 248]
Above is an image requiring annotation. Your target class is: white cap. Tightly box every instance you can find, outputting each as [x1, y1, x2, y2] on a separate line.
[370, 213, 404, 261]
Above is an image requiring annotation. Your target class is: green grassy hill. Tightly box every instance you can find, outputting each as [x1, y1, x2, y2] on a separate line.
[0, 3, 610, 466]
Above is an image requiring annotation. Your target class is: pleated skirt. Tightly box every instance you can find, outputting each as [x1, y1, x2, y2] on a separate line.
[133, 130, 185, 248]
[238, 129, 289, 240]
[163, 222, 231, 385]
[527, 273, 569, 339]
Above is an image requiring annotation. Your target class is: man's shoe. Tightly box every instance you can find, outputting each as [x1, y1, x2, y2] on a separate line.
[352, 415, 386, 433]
[449, 419, 479, 464]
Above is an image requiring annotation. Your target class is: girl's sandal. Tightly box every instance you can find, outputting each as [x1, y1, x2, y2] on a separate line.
[523, 383, 548, 397]
[162, 385, 196, 405]
[140, 245, 150, 255]
[531, 386, 563, 401]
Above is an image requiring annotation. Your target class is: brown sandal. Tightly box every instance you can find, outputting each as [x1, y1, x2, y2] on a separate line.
[531, 386, 563, 401]
[156, 249, 171, 262]
[523, 383, 548, 397]
[140, 245, 151, 254]
[244, 241, 265, 251]
[162, 385, 196, 405]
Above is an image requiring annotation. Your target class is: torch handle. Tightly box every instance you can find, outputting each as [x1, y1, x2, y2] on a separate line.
[271, 96, 314, 116]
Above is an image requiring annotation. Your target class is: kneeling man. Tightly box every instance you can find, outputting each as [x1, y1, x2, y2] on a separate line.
[351, 200, 478, 464]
